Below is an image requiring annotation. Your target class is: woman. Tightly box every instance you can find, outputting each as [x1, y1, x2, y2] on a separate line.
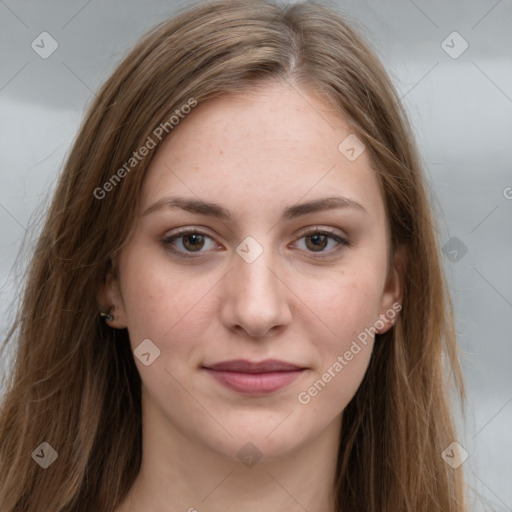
[0, 0, 468, 510]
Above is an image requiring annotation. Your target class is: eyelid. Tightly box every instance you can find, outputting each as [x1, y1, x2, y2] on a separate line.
[294, 225, 348, 241]
[164, 226, 216, 239]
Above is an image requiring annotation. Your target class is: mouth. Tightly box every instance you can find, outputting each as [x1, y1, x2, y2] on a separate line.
[201, 359, 307, 395]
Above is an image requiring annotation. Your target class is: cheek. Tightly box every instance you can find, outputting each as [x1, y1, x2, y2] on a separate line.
[295, 303, 376, 414]
[118, 247, 217, 356]
[302, 262, 384, 344]
[294, 259, 384, 402]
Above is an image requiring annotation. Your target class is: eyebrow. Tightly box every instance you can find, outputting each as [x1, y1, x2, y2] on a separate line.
[142, 195, 367, 220]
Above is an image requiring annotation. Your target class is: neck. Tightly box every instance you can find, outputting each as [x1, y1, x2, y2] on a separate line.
[121, 395, 341, 512]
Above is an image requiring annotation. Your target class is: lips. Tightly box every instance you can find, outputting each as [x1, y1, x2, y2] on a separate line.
[205, 359, 304, 373]
[202, 359, 306, 395]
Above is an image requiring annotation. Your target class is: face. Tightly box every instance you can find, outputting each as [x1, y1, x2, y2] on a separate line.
[102, 81, 403, 462]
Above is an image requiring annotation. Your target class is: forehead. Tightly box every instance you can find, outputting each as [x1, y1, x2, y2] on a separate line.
[140, 82, 385, 224]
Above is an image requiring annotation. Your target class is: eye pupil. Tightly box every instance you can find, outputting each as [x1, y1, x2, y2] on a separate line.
[306, 234, 328, 251]
[183, 233, 205, 251]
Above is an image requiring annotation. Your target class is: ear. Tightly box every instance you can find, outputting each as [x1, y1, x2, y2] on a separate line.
[96, 271, 128, 329]
[376, 244, 407, 334]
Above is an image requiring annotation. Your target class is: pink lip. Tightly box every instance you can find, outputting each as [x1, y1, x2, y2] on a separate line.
[202, 359, 306, 395]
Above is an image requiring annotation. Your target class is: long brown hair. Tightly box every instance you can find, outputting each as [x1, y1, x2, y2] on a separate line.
[0, 1, 468, 510]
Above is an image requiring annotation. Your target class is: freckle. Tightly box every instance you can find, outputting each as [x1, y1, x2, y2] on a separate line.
[219, 149, 224, 154]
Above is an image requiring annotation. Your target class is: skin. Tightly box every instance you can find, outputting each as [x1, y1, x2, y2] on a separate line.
[100, 81, 405, 512]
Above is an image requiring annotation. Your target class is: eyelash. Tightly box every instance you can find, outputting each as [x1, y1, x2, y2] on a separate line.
[161, 227, 351, 260]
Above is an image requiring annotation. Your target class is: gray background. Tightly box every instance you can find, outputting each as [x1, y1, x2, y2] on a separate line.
[0, 0, 510, 510]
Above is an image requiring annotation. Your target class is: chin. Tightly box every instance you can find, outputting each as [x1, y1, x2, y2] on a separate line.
[200, 413, 318, 463]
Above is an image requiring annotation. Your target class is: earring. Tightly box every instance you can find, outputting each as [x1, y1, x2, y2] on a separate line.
[100, 310, 113, 322]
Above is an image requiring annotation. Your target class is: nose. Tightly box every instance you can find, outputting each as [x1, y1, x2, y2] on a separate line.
[219, 245, 292, 339]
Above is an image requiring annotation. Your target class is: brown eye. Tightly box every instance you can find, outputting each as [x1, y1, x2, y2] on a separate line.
[295, 229, 350, 256]
[305, 233, 329, 252]
[162, 229, 218, 258]
[181, 233, 206, 252]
